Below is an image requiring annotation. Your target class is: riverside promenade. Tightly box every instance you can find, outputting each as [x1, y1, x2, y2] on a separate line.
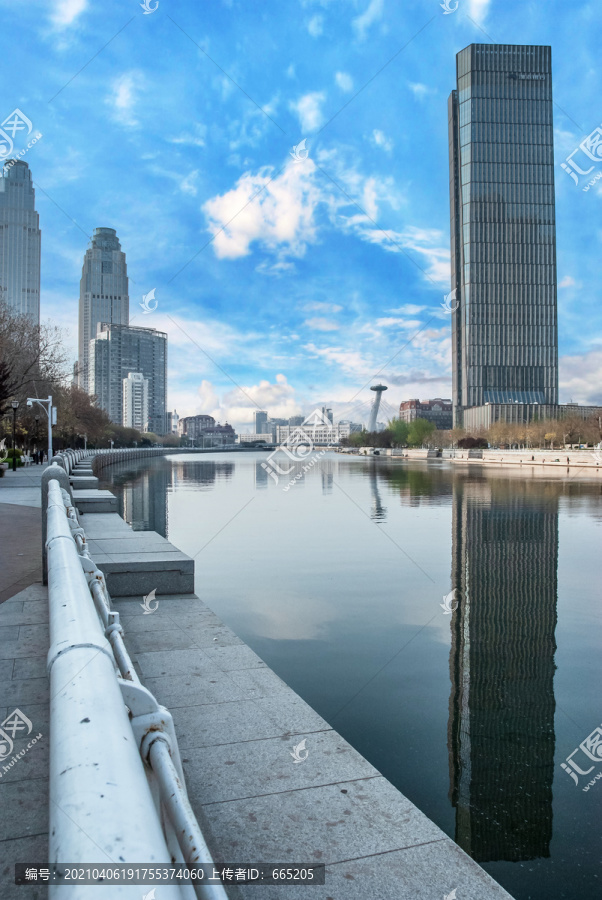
[0, 451, 515, 899]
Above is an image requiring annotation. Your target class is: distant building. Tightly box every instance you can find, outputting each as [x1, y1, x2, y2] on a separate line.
[239, 433, 272, 443]
[166, 410, 179, 435]
[201, 423, 236, 447]
[288, 415, 305, 427]
[277, 422, 351, 445]
[178, 415, 215, 442]
[89, 323, 167, 434]
[399, 399, 453, 430]
[78, 228, 129, 392]
[253, 410, 268, 433]
[0, 160, 41, 322]
[122, 372, 149, 431]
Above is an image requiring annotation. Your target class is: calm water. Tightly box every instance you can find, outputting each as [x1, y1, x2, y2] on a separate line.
[100, 452, 602, 900]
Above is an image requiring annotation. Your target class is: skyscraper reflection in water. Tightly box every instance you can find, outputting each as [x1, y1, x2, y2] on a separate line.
[448, 477, 558, 862]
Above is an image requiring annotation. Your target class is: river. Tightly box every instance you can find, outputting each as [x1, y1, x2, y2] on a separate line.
[99, 451, 602, 900]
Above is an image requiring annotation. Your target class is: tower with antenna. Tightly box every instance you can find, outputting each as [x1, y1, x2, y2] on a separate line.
[368, 384, 388, 432]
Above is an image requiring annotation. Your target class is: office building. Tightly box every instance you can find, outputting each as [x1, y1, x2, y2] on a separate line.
[166, 410, 179, 435]
[0, 160, 41, 322]
[78, 227, 129, 392]
[89, 323, 167, 434]
[448, 44, 558, 427]
[399, 399, 453, 430]
[253, 410, 268, 433]
[122, 372, 149, 431]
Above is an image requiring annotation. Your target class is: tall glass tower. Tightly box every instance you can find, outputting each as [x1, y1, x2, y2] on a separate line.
[0, 160, 41, 323]
[448, 44, 558, 427]
[78, 227, 129, 392]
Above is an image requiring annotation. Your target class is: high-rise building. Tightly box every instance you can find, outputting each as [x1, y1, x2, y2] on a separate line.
[253, 410, 268, 433]
[448, 44, 558, 428]
[0, 160, 41, 322]
[89, 323, 167, 434]
[122, 372, 149, 431]
[399, 398, 453, 430]
[78, 227, 129, 392]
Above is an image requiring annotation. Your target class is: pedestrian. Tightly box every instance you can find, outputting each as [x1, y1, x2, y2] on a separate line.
[567, 456, 570, 464]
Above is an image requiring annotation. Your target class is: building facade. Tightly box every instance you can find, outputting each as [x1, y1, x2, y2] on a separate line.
[0, 160, 41, 322]
[178, 414, 216, 442]
[399, 399, 453, 430]
[122, 372, 149, 431]
[78, 228, 129, 392]
[448, 44, 558, 427]
[89, 323, 167, 434]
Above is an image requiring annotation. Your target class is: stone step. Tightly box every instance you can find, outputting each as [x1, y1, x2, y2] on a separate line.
[72, 489, 118, 513]
[69, 475, 99, 489]
[82, 512, 194, 597]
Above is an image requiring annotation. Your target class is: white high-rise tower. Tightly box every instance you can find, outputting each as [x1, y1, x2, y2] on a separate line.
[0, 160, 41, 323]
[78, 227, 129, 392]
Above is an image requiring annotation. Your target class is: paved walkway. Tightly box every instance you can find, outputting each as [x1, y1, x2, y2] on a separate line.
[0, 464, 47, 605]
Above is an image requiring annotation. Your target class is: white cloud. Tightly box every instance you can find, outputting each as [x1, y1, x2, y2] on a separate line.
[559, 275, 576, 288]
[559, 350, 602, 405]
[202, 158, 322, 260]
[290, 92, 326, 132]
[304, 317, 340, 331]
[307, 14, 324, 36]
[168, 126, 206, 147]
[107, 72, 143, 127]
[286, 63, 296, 79]
[335, 71, 354, 92]
[468, 0, 491, 25]
[352, 0, 384, 40]
[303, 302, 343, 313]
[180, 170, 200, 196]
[375, 317, 422, 329]
[50, 0, 87, 27]
[409, 83, 432, 100]
[304, 342, 373, 377]
[388, 304, 426, 315]
[371, 129, 393, 152]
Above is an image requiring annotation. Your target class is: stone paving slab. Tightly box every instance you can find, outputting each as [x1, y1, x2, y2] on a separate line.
[71, 489, 117, 513]
[0, 583, 49, 900]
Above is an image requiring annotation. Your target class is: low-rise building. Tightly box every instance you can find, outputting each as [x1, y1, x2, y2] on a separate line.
[399, 399, 453, 430]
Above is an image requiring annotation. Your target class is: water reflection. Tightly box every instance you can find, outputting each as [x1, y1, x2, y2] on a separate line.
[447, 477, 558, 862]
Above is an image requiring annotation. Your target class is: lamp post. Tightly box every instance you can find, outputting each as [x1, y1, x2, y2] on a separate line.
[11, 400, 19, 471]
[35, 415, 40, 455]
[26, 396, 54, 461]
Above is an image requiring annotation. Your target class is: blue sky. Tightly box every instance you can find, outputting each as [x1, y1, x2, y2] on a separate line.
[2, 0, 601, 429]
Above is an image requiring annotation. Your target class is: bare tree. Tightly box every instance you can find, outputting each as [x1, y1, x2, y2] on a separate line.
[0, 301, 69, 416]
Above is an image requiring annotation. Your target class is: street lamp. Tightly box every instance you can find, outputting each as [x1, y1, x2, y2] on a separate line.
[26, 396, 54, 461]
[11, 400, 19, 472]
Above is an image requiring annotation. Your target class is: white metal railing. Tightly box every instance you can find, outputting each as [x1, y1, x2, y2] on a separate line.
[46, 477, 228, 899]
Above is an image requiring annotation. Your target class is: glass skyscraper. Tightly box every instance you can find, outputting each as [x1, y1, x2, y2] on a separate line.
[0, 160, 41, 323]
[78, 227, 129, 392]
[448, 44, 558, 427]
[89, 322, 167, 435]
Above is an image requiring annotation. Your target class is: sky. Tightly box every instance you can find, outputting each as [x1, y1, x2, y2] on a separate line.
[1, 0, 601, 430]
